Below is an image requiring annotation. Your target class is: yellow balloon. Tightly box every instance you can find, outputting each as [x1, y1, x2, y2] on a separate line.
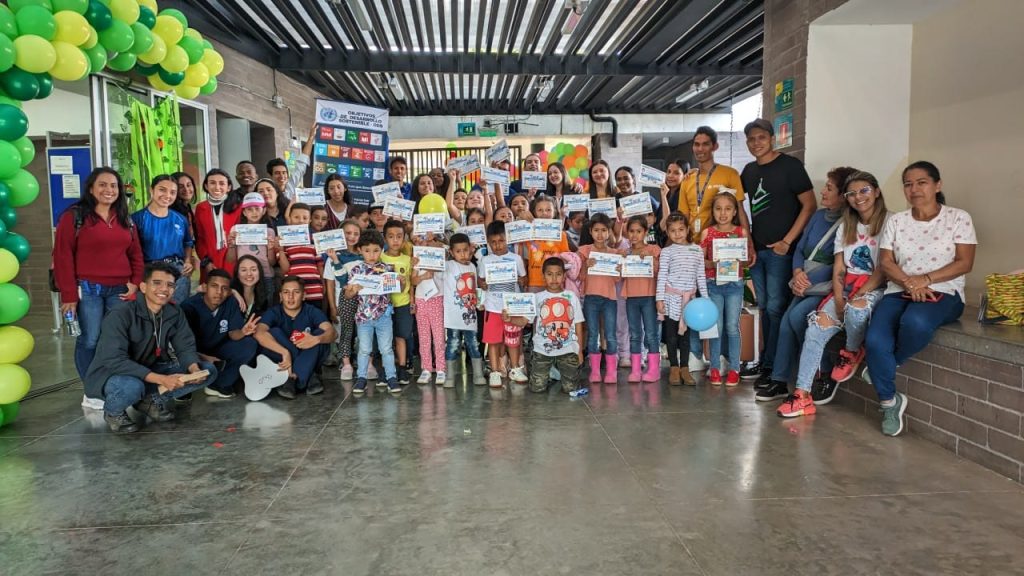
[0, 326, 34, 364]
[0, 364, 30, 404]
[147, 73, 173, 92]
[175, 84, 199, 99]
[137, 32, 166, 64]
[200, 48, 224, 76]
[82, 27, 98, 49]
[418, 193, 448, 215]
[53, 11, 92, 46]
[50, 41, 90, 81]
[153, 14, 184, 46]
[183, 62, 209, 87]
[13, 35, 57, 74]
[0, 249, 19, 283]
[110, 0, 140, 24]
[183, 27, 203, 43]
[137, 0, 158, 12]
[161, 44, 188, 73]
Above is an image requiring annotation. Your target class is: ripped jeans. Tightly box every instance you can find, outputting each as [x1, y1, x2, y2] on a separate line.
[795, 289, 882, 392]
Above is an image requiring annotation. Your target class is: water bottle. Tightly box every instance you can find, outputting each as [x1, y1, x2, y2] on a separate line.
[65, 310, 81, 337]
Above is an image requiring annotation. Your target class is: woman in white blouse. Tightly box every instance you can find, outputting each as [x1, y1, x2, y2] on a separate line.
[865, 161, 977, 437]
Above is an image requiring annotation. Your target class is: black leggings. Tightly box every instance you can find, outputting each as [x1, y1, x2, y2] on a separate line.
[663, 318, 691, 368]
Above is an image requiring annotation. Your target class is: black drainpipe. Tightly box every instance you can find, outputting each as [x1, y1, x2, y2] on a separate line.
[588, 113, 618, 148]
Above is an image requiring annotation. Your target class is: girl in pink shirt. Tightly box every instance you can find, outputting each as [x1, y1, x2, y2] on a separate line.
[577, 213, 624, 384]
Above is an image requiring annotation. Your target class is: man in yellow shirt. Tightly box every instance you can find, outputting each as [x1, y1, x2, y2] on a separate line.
[678, 126, 749, 240]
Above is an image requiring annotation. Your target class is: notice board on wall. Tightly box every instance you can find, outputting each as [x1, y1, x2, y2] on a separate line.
[46, 146, 92, 228]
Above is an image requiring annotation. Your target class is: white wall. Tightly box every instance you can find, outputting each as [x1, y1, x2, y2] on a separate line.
[23, 87, 92, 137]
[805, 24, 913, 195]
[216, 117, 251, 176]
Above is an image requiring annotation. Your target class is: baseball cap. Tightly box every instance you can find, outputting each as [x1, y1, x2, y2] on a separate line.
[241, 192, 266, 209]
[743, 118, 774, 137]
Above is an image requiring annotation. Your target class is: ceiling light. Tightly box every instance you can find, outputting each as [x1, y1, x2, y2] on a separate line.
[388, 75, 405, 101]
[675, 79, 710, 104]
[537, 77, 554, 102]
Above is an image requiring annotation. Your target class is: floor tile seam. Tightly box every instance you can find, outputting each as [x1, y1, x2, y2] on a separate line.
[1, 415, 88, 456]
[739, 489, 1024, 503]
[582, 400, 710, 576]
[49, 519, 254, 532]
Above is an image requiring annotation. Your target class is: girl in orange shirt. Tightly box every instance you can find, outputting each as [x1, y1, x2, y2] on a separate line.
[622, 215, 662, 383]
[522, 196, 572, 292]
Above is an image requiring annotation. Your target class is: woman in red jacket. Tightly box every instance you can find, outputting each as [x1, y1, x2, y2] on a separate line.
[194, 168, 241, 282]
[53, 167, 144, 389]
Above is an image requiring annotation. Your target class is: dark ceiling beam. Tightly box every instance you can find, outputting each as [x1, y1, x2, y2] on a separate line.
[696, 19, 763, 65]
[388, 103, 736, 116]
[277, 51, 761, 77]
[665, 1, 760, 63]
[620, 0, 722, 64]
[523, 0, 557, 55]
[559, 0, 612, 60]
[273, 1, 327, 56]
[166, 0, 278, 63]
[583, 77, 631, 110]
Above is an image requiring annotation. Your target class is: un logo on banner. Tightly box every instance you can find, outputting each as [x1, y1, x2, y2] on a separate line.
[320, 108, 338, 122]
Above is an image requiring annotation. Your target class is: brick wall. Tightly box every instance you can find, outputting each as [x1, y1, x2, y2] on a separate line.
[835, 342, 1024, 484]
[760, 0, 848, 161]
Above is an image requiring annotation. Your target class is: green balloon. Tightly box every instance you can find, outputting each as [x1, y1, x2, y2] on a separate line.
[12, 137, 33, 167]
[0, 282, 30, 323]
[0, 182, 8, 204]
[158, 67, 184, 86]
[137, 5, 155, 28]
[98, 19, 133, 52]
[0, 141, 21, 180]
[128, 22, 152, 54]
[0, 206, 16, 228]
[52, 0, 89, 14]
[0, 68, 40, 101]
[0, 218, 7, 238]
[135, 61, 158, 76]
[9, 0, 53, 12]
[1, 232, 29, 263]
[107, 50, 135, 71]
[159, 8, 187, 28]
[202, 39, 212, 49]
[0, 35, 14, 73]
[84, 43, 107, 72]
[34, 71, 52, 98]
[0, 6, 17, 40]
[199, 77, 217, 95]
[0, 104, 27, 140]
[0, 401, 19, 426]
[5, 170, 38, 207]
[178, 35, 204, 65]
[85, 0, 112, 31]
[14, 6, 57, 41]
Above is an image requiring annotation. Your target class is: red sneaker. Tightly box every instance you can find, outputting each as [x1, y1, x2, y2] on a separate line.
[831, 347, 865, 383]
[725, 370, 740, 386]
[708, 368, 722, 386]
[777, 389, 816, 418]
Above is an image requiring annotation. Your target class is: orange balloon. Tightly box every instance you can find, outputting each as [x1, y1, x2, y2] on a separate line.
[574, 145, 588, 158]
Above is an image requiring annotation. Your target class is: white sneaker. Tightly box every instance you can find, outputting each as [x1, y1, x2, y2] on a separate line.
[339, 364, 354, 380]
[509, 366, 529, 383]
[81, 395, 104, 410]
[435, 371, 446, 386]
[367, 364, 379, 380]
[204, 388, 235, 399]
[688, 352, 708, 372]
[417, 371, 433, 385]
[489, 371, 504, 389]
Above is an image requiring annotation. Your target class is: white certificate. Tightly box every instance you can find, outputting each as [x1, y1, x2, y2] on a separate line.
[312, 230, 347, 253]
[413, 213, 447, 235]
[413, 245, 446, 271]
[482, 166, 510, 189]
[446, 154, 481, 175]
[504, 220, 533, 244]
[457, 224, 486, 245]
[717, 260, 741, 283]
[639, 164, 667, 187]
[351, 272, 401, 295]
[277, 225, 311, 246]
[531, 219, 563, 242]
[588, 252, 623, 277]
[485, 260, 518, 284]
[503, 293, 537, 317]
[383, 196, 415, 221]
[619, 193, 653, 217]
[522, 171, 547, 190]
[622, 255, 654, 278]
[562, 194, 590, 214]
[295, 187, 325, 205]
[485, 139, 510, 163]
[234, 224, 268, 246]
[371, 181, 403, 203]
[588, 197, 617, 219]
[712, 237, 748, 262]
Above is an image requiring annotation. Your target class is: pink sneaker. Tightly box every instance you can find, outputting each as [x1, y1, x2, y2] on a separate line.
[708, 368, 722, 386]
[831, 348, 865, 383]
[725, 370, 740, 386]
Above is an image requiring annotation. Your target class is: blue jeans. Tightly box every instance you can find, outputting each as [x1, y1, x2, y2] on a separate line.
[626, 297, 658, 354]
[445, 329, 482, 360]
[75, 280, 128, 380]
[865, 293, 964, 401]
[583, 295, 617, 354]
[795, 291, 881, 391]
[103, 360, 218, 416]
[771, 295, 824, 383]
[749, 250, 793, 370]
[357, 308, 397, 380]
[708, 280, 744, 372]
[260, 327, 329, 389]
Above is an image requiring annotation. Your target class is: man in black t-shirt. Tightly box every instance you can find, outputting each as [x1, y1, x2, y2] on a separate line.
[740, 119, 816, 399]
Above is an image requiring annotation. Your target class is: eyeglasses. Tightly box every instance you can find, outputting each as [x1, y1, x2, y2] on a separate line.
[844, 186, 873, 198]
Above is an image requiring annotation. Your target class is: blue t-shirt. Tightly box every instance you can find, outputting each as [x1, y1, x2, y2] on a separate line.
[132, 208, 193, 262]
[180, 293, 245, 351]
[259, 303, 328, 338]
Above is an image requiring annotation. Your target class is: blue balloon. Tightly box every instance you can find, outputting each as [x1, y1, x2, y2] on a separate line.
[683, 297, 718, 332]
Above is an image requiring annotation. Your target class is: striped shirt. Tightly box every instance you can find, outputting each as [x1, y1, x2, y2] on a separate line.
[285, 245, 324, 302]
[656, 243, 709, 321]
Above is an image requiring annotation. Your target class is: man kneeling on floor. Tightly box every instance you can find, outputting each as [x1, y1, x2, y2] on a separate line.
[86, 262, 219, 433]
[254, 275, 335, 399]
[181, 268, 259, 399]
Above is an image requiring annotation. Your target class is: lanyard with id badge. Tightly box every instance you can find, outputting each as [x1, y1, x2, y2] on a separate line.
[692, 164, 717, 235]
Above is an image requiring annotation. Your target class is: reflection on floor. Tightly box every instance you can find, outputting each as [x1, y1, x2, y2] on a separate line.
[1, 371, 1022, 575]
[22, 314, 80, 393]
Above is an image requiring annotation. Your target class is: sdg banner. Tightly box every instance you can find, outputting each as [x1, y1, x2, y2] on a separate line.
[313, 99, 390, 206]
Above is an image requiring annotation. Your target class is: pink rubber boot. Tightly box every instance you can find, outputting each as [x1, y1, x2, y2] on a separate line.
[604, 354, 618, 384]
[627, 354, 643, 383]
[643, 353, 662, 383]
[588, 353, 603, 383]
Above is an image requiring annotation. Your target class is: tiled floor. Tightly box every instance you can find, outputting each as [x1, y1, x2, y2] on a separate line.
[2, 371, 1023, 575]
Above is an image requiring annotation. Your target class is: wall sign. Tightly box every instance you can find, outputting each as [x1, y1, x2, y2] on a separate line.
[313, 99, 390, 206]
[774, 78, 794, 113]
[457, 122, 477, 137]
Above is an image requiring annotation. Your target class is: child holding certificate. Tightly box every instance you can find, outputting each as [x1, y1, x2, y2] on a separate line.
[443, 233, 486, 388]
[656, 212, 709, 385]
[411, 232, 447, 385]
[382, 221, 413, 384]
[577, 213, 624, 384]
[477, 221, 527, 388]
[344, 230, 400, 396]
[622, 215, 662, 383]
[699, 192, 755, 386]
[227, 193, 278, 299]
[323, 219, 363, 380]
[277, 204, 325, 306]
[522, 197, 572, 293]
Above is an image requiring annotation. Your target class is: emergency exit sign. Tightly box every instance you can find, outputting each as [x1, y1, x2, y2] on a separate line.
[457, 122, 476, 137]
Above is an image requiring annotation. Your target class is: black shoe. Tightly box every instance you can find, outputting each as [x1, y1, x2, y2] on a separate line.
[740, 363, 763, 380]
[387, 377, 402, 396]
[755, 380, 790, 402]
[105, 411, 139, 433]
[753, 372, 774, 390]
[137, 396, 175, 422]
[353, 378, 367, 395]
[306, 373, 324, 395]
[397, 367, 410, 385]
[277, 378, 297, 400]
[175, 393, 193, 405]
[812, 377, 839, 406]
